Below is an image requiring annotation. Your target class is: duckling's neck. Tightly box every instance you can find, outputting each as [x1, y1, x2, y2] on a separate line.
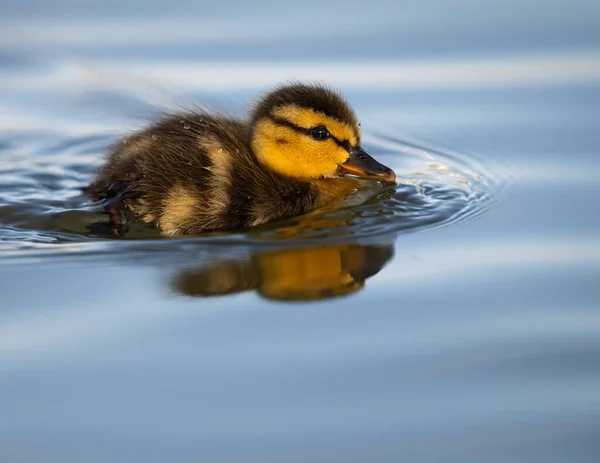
[311, 176, 364, 207]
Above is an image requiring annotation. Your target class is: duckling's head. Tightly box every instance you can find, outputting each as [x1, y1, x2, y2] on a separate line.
[251, 84, 396, 183]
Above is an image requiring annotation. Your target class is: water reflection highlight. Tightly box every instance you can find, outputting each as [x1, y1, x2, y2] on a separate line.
[173, 241, 394, 302]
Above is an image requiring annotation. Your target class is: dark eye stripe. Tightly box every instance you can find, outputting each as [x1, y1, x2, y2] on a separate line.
[333, 138, 352, 151]
[267, 115, 353, 152]
[268, 115, 312, 136]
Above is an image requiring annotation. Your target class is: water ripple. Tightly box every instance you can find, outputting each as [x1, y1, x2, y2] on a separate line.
[0, 130, 501, 254]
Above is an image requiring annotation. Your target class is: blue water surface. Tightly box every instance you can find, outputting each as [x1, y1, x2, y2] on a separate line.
[1, 1, 600, 462]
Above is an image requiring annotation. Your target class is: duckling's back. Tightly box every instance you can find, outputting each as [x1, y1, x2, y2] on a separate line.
[88, 113, 319, 235]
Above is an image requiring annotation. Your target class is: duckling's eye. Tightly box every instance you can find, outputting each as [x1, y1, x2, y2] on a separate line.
[310, 126, 330, 141]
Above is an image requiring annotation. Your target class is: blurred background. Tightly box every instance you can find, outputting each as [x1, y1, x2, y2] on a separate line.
[1, 1, 600, 462]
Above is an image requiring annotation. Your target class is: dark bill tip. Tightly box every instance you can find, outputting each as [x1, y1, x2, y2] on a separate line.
[337, 147, 396, 184]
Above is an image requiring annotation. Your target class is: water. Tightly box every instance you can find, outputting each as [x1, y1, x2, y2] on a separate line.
[1, 1, 600, 462]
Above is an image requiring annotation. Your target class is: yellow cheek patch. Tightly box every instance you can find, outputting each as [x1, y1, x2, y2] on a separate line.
[253, 118, 348, 179]
[272, 105, 359, 147]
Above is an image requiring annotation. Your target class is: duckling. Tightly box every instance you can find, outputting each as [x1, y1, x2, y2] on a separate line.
[87, 83, 396, 236]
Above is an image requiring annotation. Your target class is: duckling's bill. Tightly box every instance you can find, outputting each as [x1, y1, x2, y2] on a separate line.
[337, 147, 396, 184]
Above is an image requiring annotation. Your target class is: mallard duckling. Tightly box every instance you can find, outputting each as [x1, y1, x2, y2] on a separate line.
[87, 83, 396, 236]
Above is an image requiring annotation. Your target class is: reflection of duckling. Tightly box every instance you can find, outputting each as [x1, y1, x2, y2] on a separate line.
[173, 242, 394, 302]
[87, 84, 396, 236]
